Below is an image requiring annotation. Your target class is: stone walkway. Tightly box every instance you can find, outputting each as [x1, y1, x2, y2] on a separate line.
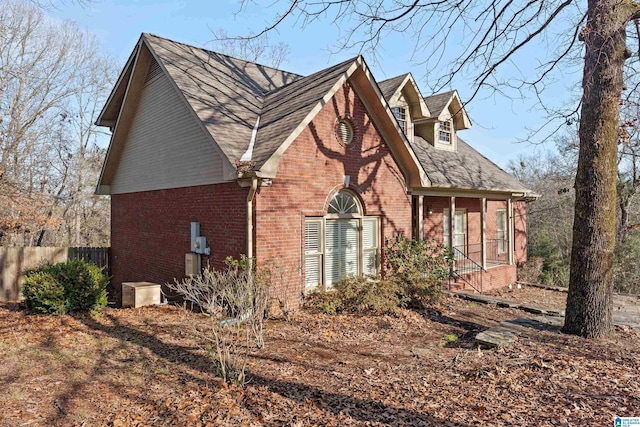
[444, 289, 640, 348]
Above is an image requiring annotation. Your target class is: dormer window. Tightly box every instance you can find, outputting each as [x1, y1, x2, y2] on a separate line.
[392, 107, 407, 133]
[439, 120, 452, 144]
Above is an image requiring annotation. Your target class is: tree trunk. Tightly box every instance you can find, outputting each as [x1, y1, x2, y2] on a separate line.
[563, 0, 631, 338]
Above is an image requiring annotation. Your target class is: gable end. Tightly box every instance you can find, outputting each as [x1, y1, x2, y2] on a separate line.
[106, 56, 227, 194]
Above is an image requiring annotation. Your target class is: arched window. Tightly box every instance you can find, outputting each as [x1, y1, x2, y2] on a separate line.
[305, 190, 379, 291]
[327, 190, 361, 215]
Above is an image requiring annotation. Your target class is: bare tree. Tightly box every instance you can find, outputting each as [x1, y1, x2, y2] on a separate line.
[617, 100, 640, 243]
[210, 29, 290, 69]
[0, 0, 112, 246]
[57, 38, 115, 247]
[235, 0, 640, 338]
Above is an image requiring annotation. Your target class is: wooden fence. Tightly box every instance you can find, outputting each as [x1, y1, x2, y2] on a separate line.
[0, 247, 110, 301]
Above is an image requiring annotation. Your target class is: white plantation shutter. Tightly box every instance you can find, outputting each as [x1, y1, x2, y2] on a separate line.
[325, 219, 360, 287]
[325, 220, 340, 287]
[304, 218, 323, 291]
[362, 216, 379, 276]
[344, 219, 359, 276]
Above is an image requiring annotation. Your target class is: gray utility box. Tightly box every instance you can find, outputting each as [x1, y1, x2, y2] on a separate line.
[122, 282, 162, 308]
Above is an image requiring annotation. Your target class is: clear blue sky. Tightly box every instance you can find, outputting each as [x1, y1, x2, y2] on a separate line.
[49, 0, 577, 167]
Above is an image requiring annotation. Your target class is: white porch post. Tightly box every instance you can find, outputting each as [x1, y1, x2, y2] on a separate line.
[416, 195, 424, 240]
[449, 196, 455, 248]
[507, 198, 514, 265]
[481, 198, 487, 269]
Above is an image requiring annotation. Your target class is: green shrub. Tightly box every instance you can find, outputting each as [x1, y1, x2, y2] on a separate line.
[306, 275, 401, 315]
[22, 259, 108, 314]
[528, 232, 570, 287]
[385, 235, 453, 307]
[307, 236, 453, 315]
[21, 271, 66, 314]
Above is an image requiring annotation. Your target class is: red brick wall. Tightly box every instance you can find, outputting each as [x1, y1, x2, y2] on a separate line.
[514, 200, 528, 264]
[422, 196, 525, 290]
[255, 81, 412, 308]
[111, 182, 247, 298]
[423, 196, 449, 244]
[481, 264, 517, 291]
[422, 196, 485, 244]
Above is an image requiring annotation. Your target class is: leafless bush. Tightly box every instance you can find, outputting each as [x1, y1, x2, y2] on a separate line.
[261, 259, 300, 321]
[517, 257, 544, 285]
[168, 256, 269, 385]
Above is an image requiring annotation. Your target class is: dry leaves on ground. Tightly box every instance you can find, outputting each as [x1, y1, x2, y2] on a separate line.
[1, 290, 638, 426]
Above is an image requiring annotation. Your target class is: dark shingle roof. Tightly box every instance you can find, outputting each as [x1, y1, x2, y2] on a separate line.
[424, 91, 455, 119]
[145, 33, 360, 169]
[253, 57, 358, 168]
[135, 34, 528, 194]
[378, 74, 408, 102]
[144, 33, 304, 165]
[411, 136, 530, 192]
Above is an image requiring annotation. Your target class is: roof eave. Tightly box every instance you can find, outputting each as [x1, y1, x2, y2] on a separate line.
[95, 37, 142, 127]
[445, 91, 471, 130]
[388, 74, 431, 118]
[410, 185, 536, 199]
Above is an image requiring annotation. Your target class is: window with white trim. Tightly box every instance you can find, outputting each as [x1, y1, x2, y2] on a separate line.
[443, 208, 467, 253]
[439, 120, 452, 144]
[392, 107, 407, 133]
[304, 190, 381, 291]
[497, 209, 507, 254]
[328, 191, 359, 214]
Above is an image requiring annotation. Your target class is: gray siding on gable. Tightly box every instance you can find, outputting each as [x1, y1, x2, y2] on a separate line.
[111, 71, 226, 194]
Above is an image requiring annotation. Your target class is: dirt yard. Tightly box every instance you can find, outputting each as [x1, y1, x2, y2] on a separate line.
[1, 289, 639, 426]
[485, 283, 568, 310]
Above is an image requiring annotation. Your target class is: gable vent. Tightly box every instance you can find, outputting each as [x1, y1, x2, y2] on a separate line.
[335, 119, 354, 145]
[145, 58, 163, 85]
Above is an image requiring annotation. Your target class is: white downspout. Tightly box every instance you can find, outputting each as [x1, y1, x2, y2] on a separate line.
[247, 177, 258, 259]
[242, 115, 261, 259]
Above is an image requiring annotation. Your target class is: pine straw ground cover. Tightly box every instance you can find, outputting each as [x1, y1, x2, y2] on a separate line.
[1, 292, 639, 427]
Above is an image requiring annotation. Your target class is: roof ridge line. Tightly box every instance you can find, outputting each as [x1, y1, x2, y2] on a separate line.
[142, 32, 303, 78]
[260, 55, 362, 98]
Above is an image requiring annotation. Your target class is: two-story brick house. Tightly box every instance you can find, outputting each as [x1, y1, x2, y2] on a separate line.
[96, 34, 535, 307]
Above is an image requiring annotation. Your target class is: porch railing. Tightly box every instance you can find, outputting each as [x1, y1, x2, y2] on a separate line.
[452, 239, 509, 267]
[486, 239, 509, 265]
[448, 246, 483, 294]
[446, 238, 510, 293]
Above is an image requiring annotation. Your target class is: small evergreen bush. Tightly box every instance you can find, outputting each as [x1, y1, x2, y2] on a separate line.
[385, 235, 452, 307]
[22, 259, 108, 314]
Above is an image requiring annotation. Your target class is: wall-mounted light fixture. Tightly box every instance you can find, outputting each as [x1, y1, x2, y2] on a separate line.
[426, 205, 434, 216]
